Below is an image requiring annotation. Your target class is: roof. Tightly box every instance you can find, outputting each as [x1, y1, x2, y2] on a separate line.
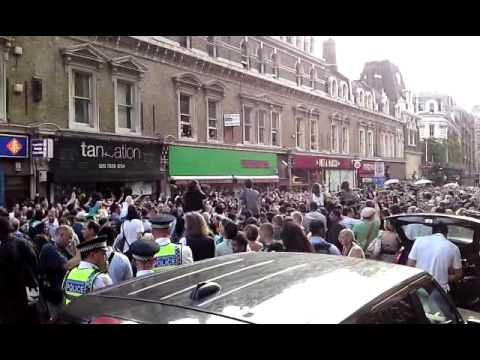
[66, 252, 424, 324]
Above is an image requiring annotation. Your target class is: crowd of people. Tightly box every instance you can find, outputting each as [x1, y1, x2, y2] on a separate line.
[1, 177, 479, 323]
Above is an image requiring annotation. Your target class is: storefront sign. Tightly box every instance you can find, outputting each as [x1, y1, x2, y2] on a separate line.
[293, 155, 353, 170]
[52, 137, 161, 183]
[358, 161, 375, 177]
[375, 162, 385, 177]
[241, 160, 269, 168]
[169, 145, 277, 177]
[374, 176, 385, 187]
[31, 138, 54, 159]
[0, 134, 28, 159]
[224, 114, 240, 127]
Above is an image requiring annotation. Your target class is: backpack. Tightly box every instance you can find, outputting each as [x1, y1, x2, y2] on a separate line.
[314, 242, 332, 254]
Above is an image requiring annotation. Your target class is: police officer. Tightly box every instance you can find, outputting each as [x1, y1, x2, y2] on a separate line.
[62, 235, 113, 305]
[130, 239, 160, 277]
[150, 214, 193, 272]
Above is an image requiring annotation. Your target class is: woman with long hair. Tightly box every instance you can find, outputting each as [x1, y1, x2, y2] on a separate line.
[311, 183, 324, 208]
[180, 212, 215, 261]
[280, 222, 314, 253]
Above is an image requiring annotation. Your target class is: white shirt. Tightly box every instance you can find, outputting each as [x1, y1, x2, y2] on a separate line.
[107, 249, 133, 284]
[155, 237, 194, 265]
[142, 219, 152, 233]
[136, 269, 155, 278]
[339, 216, 362, 230]
[77, 261, 113, 290]
[114, 219, 144, 252]
[215, 238, 233, 257]
[408, 233, 462, 291]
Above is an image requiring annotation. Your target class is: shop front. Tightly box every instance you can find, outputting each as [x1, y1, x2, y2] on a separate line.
[168, 145, 278, 191]
[292, 155, 355, 193]
[357, 161, 375, 188]
[50, 135, 161, 201]
[0, 134, 30, 207]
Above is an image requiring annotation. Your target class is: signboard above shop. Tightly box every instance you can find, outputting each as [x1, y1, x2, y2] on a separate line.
[224, 114, 240, 127]
[0, 134, 28, 159]
[51, 137, 161, 183]
[292, 155, 353, 170]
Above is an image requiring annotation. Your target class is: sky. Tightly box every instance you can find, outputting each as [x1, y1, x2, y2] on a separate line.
[314, 36, 480, 111]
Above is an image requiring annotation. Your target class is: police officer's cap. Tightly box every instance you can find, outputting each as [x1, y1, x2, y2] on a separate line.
[150, 214, 176, 229]
[77, 235, 109, 254]
[130, 239, 160, 262]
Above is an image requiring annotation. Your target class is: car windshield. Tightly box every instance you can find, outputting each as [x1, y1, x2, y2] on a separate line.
[401, 224, 474, 244]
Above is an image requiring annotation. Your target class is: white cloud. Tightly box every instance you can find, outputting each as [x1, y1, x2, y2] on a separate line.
[314, 36, 480, 111]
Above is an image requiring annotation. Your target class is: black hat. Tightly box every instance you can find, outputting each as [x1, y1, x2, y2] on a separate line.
[77, 235, 109, 254]
[130, 239, 160, 261]
[150, 214, 176, 229]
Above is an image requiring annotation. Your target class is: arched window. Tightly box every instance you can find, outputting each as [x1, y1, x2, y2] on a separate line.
[366, 93, 373, 109]
[207, 36, 216, 57]
[357, 89, 365, 106]
[342, 84, 348, 100]
[331, 79, 338, 98]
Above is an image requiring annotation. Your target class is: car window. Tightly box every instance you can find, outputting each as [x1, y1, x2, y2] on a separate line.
[401, 224, 473, 244]
[412, 285, 459, 324]
[358, 296, 423, 324]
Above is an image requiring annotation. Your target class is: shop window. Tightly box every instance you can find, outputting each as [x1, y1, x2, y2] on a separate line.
[342, 126, 349, 154]
[310, 118, 318, 151]
[331, 124, 339, 153]
[359, 129, 366, 156]
[271, 111, 280, 146]
[296, 117, 304, 149]
[207, 98, 220, 141]
[367, 130, 374, 156]
[257, 110, 266, 144]
[179, 93, 193, 139]
[243, 106, 253, 143]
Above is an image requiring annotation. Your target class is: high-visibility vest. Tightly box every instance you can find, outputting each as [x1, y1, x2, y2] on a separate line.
[62, 267, 100, 305]
[153, 243, 182, 272]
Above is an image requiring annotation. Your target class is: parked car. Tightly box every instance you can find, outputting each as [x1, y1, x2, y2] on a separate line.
[56, 252, 480, 324]
[388, 213, 480, 311]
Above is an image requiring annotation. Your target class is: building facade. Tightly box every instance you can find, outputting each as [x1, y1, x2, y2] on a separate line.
[0, 36, 408, 206]
[415, 92, 476, 184]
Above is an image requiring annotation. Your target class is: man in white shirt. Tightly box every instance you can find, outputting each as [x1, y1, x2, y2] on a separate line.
[338, 207, 361, 230]
[407, 224, 463, 292]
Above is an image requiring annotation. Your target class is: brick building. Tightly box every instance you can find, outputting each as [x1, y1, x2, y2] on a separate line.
[0, 36, 408, 205]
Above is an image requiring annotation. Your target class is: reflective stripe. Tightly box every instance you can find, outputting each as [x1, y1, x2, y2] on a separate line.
[62, 267, 99, 305]
[154, 243, 181, 268]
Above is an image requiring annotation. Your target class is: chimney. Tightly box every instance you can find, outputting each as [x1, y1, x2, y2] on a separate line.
[323, 38, 337, 72]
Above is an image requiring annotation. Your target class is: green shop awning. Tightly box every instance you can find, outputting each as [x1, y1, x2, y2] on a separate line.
[169, 145, 278, 178]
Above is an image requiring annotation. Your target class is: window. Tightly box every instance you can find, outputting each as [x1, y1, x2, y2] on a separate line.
[116, 81, 134, 130]
[271, 53, 279, 78]
[207, 36, 216, 57]
[257, 110, 266, 144]
[179, 36, 191, 48]
[296, 118, 304, 149]
[413, 285, 459, 324]
[359, 296, 421, 324]
[358, 90, 365, 106]
[429, 102, 435, 113]
[243, 106, 253, 143]
[367, 130, 374, 156]
[331, 80, 338, 98]
[271, 111, 280, 146]
[390, 134, 395, 158]
[241, 41, 248, 69]
[73, 71, 92, 124]
[342, 84, 348, 100]
[429, 124, 435, 137]
[179, 93, 193, 138]
[366, 93, 373, 109]
[331, 124, 339, 152]
[207, 98, 219, 141]
[342, 126, 349, 153]
[304, 37, 310, 52]
[256, 47, 263, 73]
[286, 36, 293, 44]
[310, 118, 318, 151]
[359, 129, 366, 156]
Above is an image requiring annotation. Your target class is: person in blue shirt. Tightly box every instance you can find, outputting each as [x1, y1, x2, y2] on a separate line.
[309, 220, 341, 255]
